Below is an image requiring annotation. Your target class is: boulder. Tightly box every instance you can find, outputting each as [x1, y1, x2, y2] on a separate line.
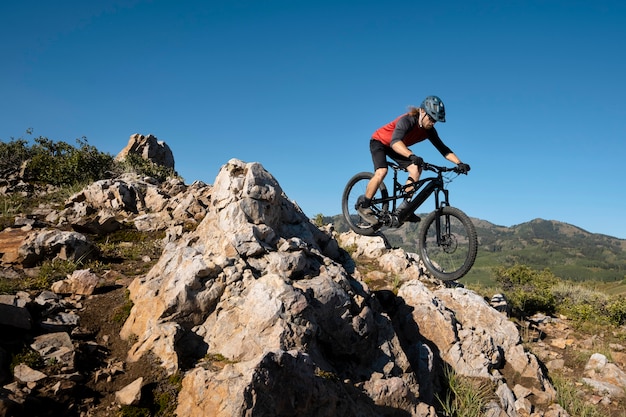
[115, 133, 174, 169]
[0, 228, 97, 268]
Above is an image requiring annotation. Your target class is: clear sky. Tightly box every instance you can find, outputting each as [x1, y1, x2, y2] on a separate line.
[2, 0, 625, 239]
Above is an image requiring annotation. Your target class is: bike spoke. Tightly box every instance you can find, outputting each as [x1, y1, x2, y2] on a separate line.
[419, 207, 477, 281]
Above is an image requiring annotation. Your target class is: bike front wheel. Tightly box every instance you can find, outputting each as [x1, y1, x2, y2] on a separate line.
[418, 206, 478, 281]
[341, 172, 388, 236]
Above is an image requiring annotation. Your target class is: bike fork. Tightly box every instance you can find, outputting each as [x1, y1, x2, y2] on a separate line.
[434, 189, 450, 245]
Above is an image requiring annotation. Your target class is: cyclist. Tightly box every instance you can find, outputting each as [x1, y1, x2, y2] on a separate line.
[357, 95, 470, 224]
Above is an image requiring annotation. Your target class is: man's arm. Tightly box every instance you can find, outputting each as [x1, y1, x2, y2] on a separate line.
[445, 152, 461, 164]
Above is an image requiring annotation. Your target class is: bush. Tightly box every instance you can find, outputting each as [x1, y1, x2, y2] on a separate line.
[493, 264, 558, 317]
[27, 137, 115, 186]
[607, 298, 626, 326]
[0, 138, 33, 174]
[112, 153, 178, 182]
[1, 134, 179, 186]
[551, 282, 610, 324]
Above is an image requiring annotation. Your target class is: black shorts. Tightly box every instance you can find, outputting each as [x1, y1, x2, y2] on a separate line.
[370, 139, 412, 170]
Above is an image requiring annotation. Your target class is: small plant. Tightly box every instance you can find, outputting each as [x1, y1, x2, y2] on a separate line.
[112, 290, 134, 323]
[24, 258, 79, 291]
[151, 372, 183, 416]
[391, 274, 402, 294]
[10, 348, 44, 372]
[341, 243, 358, 256]
[204, 353, 237, 364]
[315, 367, 339, 381]
[551, 372, 606, 417]
[118, 405, 151, 417]
[436, 366, 494, 417]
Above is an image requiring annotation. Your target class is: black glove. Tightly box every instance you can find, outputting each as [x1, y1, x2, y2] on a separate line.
[457, 163, 470, 174]
[408, 154, 423, 167]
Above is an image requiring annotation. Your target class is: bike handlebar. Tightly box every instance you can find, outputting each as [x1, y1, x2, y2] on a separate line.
[422, 162, 465, 174]
[388, 160, 467, 175]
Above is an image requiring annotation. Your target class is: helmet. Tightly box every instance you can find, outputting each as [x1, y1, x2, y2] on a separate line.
[420, 95, 446, 122]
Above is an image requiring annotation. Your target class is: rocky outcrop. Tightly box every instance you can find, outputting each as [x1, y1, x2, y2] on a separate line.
[0, 227, 98, 268]
[115, 133, 175, 169]
[2, 151, 626, 416]
[119, 159, 559, 416]
[60, 173, 210, 234]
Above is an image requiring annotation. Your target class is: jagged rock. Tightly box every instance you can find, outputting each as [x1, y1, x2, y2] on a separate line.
[39, 310, 80, 333]
[34, 290, 60, 306]
[337, 230, 389, 258]
[490, 293, 509, 314]
[30, 332, 75, 370]
[0, 229, 30, 265]
[121, 159, 426, 415]
[116, 133, 175, 169]
[117, 158, 571, 416]
[13, 364, 47, 383]
[398, 282, 557, 404]
[0, 228, 97, 268]
[115, 377, 143, 406]
[583, 353, 626, 398]
[61, 173, 211, 232]
[51, 269, 100, 295]
[1, 153, 618, 415]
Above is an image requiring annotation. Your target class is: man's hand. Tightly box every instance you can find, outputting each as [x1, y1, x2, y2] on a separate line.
[457, 163, 471, 174]
[409, 154, 423, 167]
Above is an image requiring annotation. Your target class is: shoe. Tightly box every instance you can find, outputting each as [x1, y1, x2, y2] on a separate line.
[395, 200, 420, 223]
[405, 213, 421, 223]
[356, 196, 378, 225]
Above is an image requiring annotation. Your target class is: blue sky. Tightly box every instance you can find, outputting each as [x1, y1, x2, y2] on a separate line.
[2, 0, 625, 239]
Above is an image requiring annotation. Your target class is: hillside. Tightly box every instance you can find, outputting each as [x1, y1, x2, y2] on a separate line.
[331, 214, 626, 284]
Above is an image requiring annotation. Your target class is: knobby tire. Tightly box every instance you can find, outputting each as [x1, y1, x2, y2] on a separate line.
[341, 172, 388, 236]
[418, 206, 477, 281]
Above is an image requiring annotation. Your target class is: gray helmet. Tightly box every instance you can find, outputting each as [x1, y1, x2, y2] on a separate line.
[420, 95, 446, 122]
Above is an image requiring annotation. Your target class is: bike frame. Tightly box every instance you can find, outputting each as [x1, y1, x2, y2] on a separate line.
[371, 162, 450, 229]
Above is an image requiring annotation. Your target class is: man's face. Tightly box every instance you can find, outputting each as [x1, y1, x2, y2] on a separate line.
[420, 109, 436, 129]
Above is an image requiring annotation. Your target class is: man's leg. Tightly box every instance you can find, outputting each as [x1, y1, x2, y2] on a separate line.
[357, 168, 387, 224]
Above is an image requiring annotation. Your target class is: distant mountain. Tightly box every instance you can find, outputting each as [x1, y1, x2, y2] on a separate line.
[329, 215, 626, 283]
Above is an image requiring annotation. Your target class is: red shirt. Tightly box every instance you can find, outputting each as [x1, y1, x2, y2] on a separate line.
[372, 113, 452, 156]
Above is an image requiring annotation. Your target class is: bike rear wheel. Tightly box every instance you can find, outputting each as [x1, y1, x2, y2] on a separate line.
[341, 172, 388, 236]
[418, 206, 477, 281]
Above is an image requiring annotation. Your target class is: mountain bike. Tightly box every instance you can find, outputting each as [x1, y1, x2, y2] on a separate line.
[341, 161, 478, 281]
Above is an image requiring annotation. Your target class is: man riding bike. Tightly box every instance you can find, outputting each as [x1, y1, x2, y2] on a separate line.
[357, 95, 471, 224]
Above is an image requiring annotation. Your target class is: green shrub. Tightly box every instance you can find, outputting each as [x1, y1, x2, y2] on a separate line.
[607, 298, 626, 326]
[494, 264, 558, 317]
[551, 282, 611, 324]
[0, 138, 33, 173]
[113, 153, 178, 182]
[27, 137, 115, 186]
[10, 348, 44, 372]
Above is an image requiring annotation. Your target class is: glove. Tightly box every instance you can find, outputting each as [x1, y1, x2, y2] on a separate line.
[408, 154, 423, 167]
[457, 163, 470, 174]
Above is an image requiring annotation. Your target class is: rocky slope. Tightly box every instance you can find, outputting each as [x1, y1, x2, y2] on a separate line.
[1, 138, 626, 416]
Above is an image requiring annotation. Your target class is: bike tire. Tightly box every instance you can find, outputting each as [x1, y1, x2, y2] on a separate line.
[418, 206, 478, 281]
[341, 172, 388, 236]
